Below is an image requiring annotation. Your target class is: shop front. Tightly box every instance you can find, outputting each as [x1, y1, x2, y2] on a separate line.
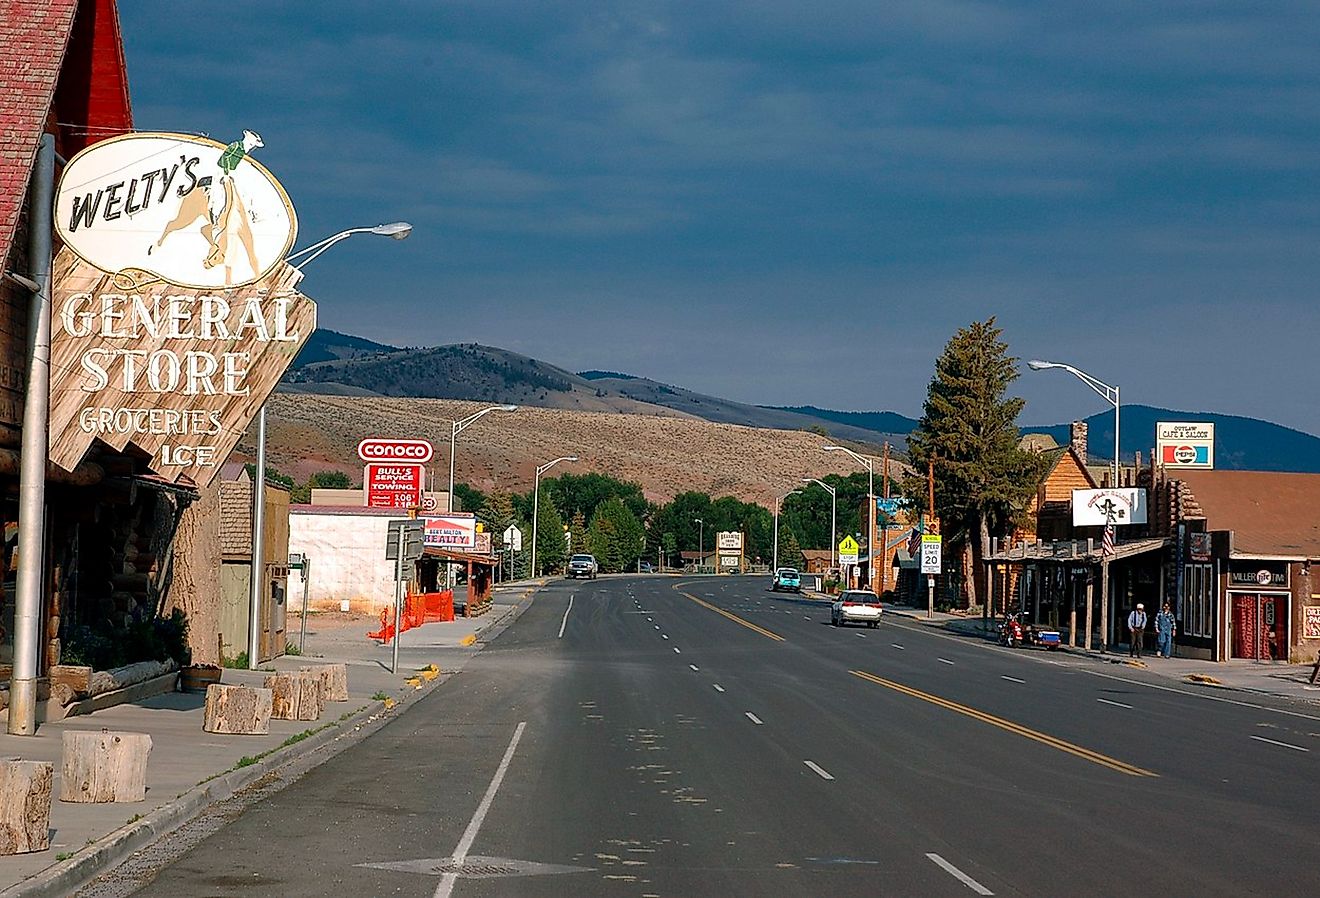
[1226, 562, 1291, 661]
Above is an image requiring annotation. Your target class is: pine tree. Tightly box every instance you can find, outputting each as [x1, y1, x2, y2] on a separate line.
[533, 492, 567, 575]
[779, 527, 805, 570]
[587, 498, 644, 573]
[904, 318, 1048, 607]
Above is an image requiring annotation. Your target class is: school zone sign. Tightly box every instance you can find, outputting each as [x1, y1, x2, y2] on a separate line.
[48, 132, 315, 487]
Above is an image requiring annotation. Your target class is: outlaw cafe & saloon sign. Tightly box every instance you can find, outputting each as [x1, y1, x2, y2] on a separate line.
[49, 131, 315, 487]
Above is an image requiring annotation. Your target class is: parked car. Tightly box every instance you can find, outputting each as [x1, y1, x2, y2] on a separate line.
[637, 561, 655, 573]
[831, 590, 882, 628]
[771, 568, 802, 592]
[566, 554, 598, 580]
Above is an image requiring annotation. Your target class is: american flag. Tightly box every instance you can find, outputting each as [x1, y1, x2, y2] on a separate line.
[1102, 522, 1116, 557]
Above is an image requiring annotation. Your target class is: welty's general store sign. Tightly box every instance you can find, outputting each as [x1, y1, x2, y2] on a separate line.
[48, 132, 314, 487]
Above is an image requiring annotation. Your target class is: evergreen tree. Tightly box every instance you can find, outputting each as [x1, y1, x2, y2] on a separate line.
[779, 527, 805, 570]
[533, 492, 567, 575]
[903, 318, 1048, 606]
[588, 497, 644, 573]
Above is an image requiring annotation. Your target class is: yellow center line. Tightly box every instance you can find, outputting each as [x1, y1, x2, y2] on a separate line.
[680, 591, 785, 642]
[849, 670, 1157, 778]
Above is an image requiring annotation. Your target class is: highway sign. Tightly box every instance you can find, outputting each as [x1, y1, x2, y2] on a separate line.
[503, 525, 523, 552]
[385, 520, 425, 561]
[920, 534, 942, 574]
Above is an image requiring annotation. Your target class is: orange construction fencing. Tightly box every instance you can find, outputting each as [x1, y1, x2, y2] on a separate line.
[368, 590, 455, 643]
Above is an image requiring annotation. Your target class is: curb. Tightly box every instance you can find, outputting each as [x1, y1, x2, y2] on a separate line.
[3, 674, 447, 898]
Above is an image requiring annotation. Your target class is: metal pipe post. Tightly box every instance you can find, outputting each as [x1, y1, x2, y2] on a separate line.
[8, 133, 54, 736]
[531, 472, 541, 577]
[391, 527, 403, 674]
[298, 557, 310, 654]
[1113, 385, 1121, 487]
[247, 407, 267, 669]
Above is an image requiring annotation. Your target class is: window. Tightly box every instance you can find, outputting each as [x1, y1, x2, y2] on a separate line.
[1181, 564, 1215, 638]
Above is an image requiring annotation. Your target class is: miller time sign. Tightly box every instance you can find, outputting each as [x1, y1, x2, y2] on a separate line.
[49, 131, 315, 487]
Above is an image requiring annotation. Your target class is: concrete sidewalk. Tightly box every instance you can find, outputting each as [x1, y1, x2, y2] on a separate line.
[881, 601, 1320, 706]
[0, 582, 540, 897]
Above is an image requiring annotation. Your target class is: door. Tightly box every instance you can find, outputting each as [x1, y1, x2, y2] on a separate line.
[1231, 593, 1287, 660]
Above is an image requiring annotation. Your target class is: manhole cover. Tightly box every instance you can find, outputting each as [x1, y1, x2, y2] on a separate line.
[358, 855, 593, 879]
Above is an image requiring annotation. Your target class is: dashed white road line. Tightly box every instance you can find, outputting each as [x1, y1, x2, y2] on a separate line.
[689, 664, 700, 672]
[654, 625, 660, 630]
[557, 595, 574, 639]
[938, 658, 955, 665]
[891, 643, 905, 650]
[1000, 675, 1025, 684]
[745, 712, 763, 725]
[713, 684, 725, 693]
[925, 853, 993, 895]
[673, 647, 681, 654]
[1097, 698, 1133, 709]
[662, 634, 670, 640]
[803, 760, 834, 781]
[856, 633, 866, 638]
[1250, 734, 1309, 752]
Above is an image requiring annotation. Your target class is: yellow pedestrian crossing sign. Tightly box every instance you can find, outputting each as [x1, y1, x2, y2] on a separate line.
[838, 535, 860, 565]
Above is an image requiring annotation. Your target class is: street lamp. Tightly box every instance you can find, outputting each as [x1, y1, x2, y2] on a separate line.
[248, 222, 412, 670]
[693, 518, 704, 571]
[824, 445, 876, 594]
[1027, 359, 1120, 487]
[449, 404, 518, 515]
[1028, 359, 1120, 653]
[802, 478, 837, 570]
[531, 455, 577, 577]
[773, 488, 802, 571]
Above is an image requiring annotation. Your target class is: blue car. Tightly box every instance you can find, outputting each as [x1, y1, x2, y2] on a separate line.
[771, 568, 801, 592]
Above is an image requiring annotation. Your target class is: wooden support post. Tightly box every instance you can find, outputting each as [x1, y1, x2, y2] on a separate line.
[60, 731, 152, 803]
[1085, 572, 1095, 651]
[265, 671, 323, 721]
[0, 760, 53, 854]
[203, 684, 273, 735]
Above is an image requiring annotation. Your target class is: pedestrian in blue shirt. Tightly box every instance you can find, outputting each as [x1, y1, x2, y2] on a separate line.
[1155, 603, 1176, 658]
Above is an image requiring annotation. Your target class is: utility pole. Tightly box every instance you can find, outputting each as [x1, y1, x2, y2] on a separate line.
[927, 457, 937, 618]
[880, 442, 889, 595]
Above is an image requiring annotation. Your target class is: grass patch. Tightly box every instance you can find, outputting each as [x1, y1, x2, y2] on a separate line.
[284, 641, 303, 657]
[126, 813, 143, 825]
[221, 651, 248, 670]
[56, 852, 72, 862]
[371, 691, 390, 701]
[234, 755, 259, 769]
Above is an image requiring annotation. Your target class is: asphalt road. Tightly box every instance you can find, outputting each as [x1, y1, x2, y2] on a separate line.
[96, 576, 1320, 897]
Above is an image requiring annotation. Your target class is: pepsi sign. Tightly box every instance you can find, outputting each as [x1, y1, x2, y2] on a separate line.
[1156, 422, 1214, 470]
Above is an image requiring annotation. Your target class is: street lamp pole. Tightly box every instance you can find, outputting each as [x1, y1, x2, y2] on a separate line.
[248, 222, 412, 670]
[773, 488, 802, 571]
[1028, 359, 1121, 650]
[449, 404, 519, 514]
[824, 445, 876, 594]
[693, 518, 704, 571]
[802, 478, 837, 571]
[531, 455, 576, 577]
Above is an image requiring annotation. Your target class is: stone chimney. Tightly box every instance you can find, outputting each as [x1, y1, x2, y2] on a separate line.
[1069, 420, 1088, 461]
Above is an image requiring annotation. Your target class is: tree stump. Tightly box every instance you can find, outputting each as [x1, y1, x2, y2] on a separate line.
[303, 664, 349, 702]
[265, 672, 323, 721]
[202, 684, 273, 735]
[0, 760, 53, 854]
[60, 731, 153, 803]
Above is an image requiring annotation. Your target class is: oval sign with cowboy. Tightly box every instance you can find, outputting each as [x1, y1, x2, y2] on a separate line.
[55, 131, 297, 290]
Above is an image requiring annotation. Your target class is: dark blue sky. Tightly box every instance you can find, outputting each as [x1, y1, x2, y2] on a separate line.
[120, 2, 1320, 436]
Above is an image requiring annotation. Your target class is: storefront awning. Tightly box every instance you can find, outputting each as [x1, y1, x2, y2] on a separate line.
[985, 536, 1170, 564]
[422, 546, 497, 567]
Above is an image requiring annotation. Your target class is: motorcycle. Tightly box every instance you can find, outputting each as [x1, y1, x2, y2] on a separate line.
[998, 612, 1062, 650]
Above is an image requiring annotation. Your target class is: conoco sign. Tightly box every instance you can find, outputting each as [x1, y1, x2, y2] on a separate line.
[48, 131, 315, 487]
[357, 438, 434, 464]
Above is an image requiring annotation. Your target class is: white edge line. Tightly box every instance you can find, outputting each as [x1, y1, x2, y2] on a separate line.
[557, 595, 573, 639]
[925, 853, 994, 896]
[689, 664, 700, 672]
[1097, 698, 1133, 709]
[1000, 675, 1025, 684]
[803, 760, 834, 781]
[938, 658, 955, 665]
[1250, 734, 1309, 752]
[434, 721, 528, 898]
[713, 684, 725, 693]
[745, 712, 763, 725]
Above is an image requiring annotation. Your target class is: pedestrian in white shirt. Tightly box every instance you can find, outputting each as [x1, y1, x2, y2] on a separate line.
[1127, 603, 1148, 658]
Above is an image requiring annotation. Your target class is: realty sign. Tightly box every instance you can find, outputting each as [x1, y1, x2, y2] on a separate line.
[47, 131, 314, 487]
[1156, 422, 1214, 470]
[365, 463, 425, 509]
[422, 514, 477, 550]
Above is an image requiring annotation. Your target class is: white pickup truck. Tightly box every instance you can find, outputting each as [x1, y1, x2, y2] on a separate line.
[566, 553, 599, 580]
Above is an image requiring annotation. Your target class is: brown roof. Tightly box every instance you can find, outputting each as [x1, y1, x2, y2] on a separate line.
[219, 480, 252, 557]
[1178, 470, 1320, 559]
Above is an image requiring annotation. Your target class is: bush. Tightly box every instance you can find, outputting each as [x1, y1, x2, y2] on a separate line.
[61, 608, 191, 670]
